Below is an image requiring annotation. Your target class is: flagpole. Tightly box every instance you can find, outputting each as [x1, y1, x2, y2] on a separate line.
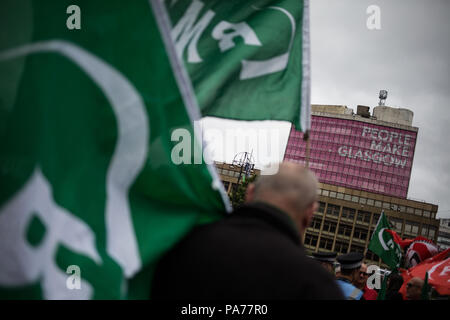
[303, 130, 310, 168]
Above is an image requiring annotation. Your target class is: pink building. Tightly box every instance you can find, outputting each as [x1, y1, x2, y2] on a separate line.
[284, 105, 418, 198]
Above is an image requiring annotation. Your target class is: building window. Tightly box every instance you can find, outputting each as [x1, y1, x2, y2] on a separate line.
[383, 202, 390, 209]
[414, 209, 422, 216]
[311, 217, 322, 230]
[337, 224, 352, 237]
[421, 225, 428, 237]
[423, 211, 431, 218]
[412, 223, 419, 235]
[344, 194, 351, 201]
[372, 213, 380, 225]
[330, 191, 337, 198]
[319, 237, 333, 250]
[359, 197, 367, 205]
[342, 207, 355, 221]
[326, 204, 340, 217]
[318, 201, 326, 213]
[353, 227, 368, 241]
[357, 210, 371, 224]
[367, 199, 374, 206]
[322, 190, 329, 197]
[429, 227, 436, 239]
[305, 234, 318, 247]
[337, 192, 344, 200]
[390, 218, 403, 233]
[352, 196, 359, 203]
[375, 201, 382, 208]
[403, 221, 419, 236]
[350, 245, 365, 254]
[407, 207, 414, 214]
[323, 220, 337, 234]
[334, 241, 349, 254]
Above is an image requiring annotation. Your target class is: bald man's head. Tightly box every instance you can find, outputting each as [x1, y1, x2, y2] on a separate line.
[245, 162, 319, 238]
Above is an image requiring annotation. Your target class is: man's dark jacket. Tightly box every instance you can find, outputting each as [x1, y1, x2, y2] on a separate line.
[151, 202, 344, 299]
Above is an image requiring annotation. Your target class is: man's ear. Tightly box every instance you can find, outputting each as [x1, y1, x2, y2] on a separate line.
[245, 183, 255, 203]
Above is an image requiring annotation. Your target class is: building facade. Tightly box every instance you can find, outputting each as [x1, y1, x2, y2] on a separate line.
[306, 182, 439, 267]
[437, 218, 450, 250]
[284, 105, 418, 198]
[215, 161, 260, 195]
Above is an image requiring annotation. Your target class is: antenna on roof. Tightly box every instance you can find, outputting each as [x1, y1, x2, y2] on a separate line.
[378, 90, 388, 106]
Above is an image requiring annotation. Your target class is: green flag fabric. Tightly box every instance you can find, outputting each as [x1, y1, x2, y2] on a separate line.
[420, 272, 430, 300]
[368, 211, 403, 270]
[0, 0, 229, 299]
[166, 0, 311, 131]
[376, 272, 388, 300]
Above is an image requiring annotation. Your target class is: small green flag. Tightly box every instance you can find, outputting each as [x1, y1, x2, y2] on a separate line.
[368, 211, 403, 269]
[377, 272, 389, 300]
[167, 0, 311, 131]
[421, 272, 430, 300]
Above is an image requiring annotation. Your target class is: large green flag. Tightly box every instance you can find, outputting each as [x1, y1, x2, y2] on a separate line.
[166, 0, 311, 131]
[0, 0, 229, 299]
[368, 211, 403, 270]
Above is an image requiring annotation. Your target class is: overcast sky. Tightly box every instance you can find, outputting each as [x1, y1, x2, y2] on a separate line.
[201, 0, 450, 219]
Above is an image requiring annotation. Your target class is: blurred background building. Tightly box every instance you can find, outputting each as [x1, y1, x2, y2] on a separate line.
[437, 219, 450, 250]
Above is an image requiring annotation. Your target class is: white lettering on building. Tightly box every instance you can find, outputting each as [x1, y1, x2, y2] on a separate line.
[338, 126, 412, 169]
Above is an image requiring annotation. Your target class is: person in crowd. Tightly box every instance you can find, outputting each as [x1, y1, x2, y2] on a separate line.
[354, 263, 378, 300]
[150, 162, 344, 299]
[405, 277, 424, 300]
[335, 264, 342, 278]
[336, 252, 364, 300]
[312, 251, 337, 275]
[385, 273, 404, 300]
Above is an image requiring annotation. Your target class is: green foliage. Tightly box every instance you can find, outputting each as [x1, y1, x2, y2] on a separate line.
[230, 174, 257, 209]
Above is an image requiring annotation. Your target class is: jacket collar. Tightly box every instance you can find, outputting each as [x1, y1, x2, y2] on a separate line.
[232, 202, 301, 246]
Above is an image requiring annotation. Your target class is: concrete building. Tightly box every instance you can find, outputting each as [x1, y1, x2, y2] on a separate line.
[284, 104, 418, 198]
[437, 218, 450, 250]
[215, 161, 260, 195]
[307, 182, 439, 267]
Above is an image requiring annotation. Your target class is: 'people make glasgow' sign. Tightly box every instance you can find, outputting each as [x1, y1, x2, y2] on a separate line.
[338, 126, 414, 168]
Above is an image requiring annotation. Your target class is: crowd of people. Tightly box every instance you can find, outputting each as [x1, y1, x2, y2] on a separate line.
[151, 162, 445, 300]
[311, 251, 427, 300]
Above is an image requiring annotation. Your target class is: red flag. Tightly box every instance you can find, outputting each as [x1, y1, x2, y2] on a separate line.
[399, 248, 450, 298]
[384, 231, 439, 268]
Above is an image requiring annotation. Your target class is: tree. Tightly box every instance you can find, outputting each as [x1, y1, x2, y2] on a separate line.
[230, 174, 257, 209]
